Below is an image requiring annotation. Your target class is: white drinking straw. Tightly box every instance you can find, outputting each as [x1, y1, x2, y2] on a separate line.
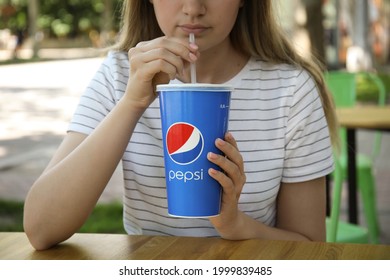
[189, 33, 197, 83]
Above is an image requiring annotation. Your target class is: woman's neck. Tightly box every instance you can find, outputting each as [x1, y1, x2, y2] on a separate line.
[180, 39, 249, 84]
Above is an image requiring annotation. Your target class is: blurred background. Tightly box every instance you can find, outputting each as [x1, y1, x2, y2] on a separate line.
[1, 0, 389, 69]
[0, 0, 390, 243]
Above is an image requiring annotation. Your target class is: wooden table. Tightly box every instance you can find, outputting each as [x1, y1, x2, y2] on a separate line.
[336, 106, 390, 130]
[1, 232, 389, 260]
[336, 106, 390, 224]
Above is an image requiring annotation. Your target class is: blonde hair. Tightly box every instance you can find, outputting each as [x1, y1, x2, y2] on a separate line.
[115, 0, 338, 146]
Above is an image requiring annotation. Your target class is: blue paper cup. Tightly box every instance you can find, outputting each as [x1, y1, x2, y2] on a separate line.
[158, 84, 232, 217]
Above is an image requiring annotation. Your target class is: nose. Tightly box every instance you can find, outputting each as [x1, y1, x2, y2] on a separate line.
[182, 0, 206, 18]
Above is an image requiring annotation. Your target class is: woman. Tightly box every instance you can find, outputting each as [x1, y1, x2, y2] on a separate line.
[24, 0, 337, 250]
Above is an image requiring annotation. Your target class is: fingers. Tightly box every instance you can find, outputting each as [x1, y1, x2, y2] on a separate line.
[209, 133, 245, 175]
[207, 133, 246, 198]
[124, 37, 200, 106]
[128, 37, 199, 81]
[130, 50, 181, 81]
[136, 37, 199, 63]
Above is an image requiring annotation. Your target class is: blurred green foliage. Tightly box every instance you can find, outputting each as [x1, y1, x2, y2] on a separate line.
[0, 199, 125, 234]
[0, 0, 121, 38]
[357, 73, 390, 103]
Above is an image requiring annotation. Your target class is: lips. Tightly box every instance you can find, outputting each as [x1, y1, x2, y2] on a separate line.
[179, 24, 208, 35]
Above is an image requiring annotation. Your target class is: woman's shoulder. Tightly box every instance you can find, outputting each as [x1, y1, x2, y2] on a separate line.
[248, 58, 305, 76]
[245, 57, 311, 87]
[102, 50, 129, 70]
[94, 50, 130, 87]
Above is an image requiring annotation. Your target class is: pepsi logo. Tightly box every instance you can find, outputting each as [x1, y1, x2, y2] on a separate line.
[166, 122, 204, 165]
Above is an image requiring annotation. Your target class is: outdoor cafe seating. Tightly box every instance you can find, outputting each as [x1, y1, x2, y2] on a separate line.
[325, 71, 386, 244]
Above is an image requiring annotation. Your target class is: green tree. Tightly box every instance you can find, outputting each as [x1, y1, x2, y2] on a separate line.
[0, 0, 121, 39]
[0, 0, 28, 31]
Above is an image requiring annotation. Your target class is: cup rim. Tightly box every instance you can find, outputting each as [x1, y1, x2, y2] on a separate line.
[157, 83, 233, 91]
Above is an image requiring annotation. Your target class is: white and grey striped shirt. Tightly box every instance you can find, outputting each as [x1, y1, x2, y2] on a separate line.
[68, 51, 334, 237]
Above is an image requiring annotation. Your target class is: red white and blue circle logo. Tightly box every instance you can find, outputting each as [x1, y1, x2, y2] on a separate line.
[166, 122, 204, 165]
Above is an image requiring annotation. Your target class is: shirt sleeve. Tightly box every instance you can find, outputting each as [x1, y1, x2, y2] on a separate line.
[282, 69, 334, 183]
[67, 53, 118, 135]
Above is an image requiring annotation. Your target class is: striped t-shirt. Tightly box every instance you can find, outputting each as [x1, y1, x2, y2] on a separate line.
[68, 51, 334, 237]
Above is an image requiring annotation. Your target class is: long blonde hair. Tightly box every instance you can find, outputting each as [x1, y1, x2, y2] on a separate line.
[115, 0, 338, 146]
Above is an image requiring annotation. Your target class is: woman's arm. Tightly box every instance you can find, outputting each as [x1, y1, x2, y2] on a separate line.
[24, 37, 200, 250]
[24, 97, 147, 250]
[275, 178, 327, 241]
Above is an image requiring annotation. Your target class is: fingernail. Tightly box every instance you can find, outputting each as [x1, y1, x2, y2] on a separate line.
[208, 152, 218, 160]
[189, 52, 197, 62]
[208, 168, 218, 176]
[226, 132, 233, 140]
[216, 138, 225, 146]
[189, 43, 198, 50]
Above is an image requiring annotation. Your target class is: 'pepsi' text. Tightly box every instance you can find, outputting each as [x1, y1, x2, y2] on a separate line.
[168, 169, 204, 183]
